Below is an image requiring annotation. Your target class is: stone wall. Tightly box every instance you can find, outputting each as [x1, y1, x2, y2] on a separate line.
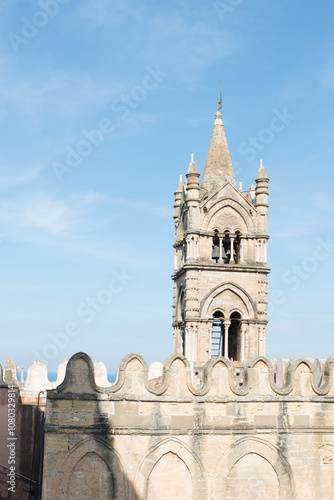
[42, 352, 334, 500]
[0, 363, 46, 499]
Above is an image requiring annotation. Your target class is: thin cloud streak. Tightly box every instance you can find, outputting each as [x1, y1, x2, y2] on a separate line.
[0, 195, 74, 234]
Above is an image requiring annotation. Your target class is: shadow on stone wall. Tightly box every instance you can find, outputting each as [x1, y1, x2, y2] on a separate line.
[46, 352, 140, 500]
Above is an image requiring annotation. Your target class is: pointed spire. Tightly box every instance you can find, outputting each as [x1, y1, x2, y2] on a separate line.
[187, 153, 198, 174]
[176, 174, 183, 192]
[256, 159, 268, 179]
[201, 111, 236, 193]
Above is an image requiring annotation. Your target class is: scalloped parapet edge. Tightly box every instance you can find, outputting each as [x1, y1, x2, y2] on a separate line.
[2, 353, 333, 400]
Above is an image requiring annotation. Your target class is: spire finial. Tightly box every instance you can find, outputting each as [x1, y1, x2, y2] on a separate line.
[218, 79, 222, 111]
[191, 153, 194, 163]
[260, 159, 263, 168]
[180, 174, 182, 182]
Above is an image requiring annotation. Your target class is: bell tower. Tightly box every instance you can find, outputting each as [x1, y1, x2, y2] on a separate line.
[172, 107, 270, 366]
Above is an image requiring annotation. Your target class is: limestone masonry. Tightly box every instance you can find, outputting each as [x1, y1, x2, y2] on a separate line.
[172, 110, 269, 367]
[1, 108, 333, 499]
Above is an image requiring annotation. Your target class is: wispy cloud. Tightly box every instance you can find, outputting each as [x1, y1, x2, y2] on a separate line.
[0, 163, 44, 189]
[0, 190, 170, 243]
[311, 194, 334, 215]
[106, 196, 171, 218]
[0, 69, 124, 124]
[319, 36, 334, 91]
[322, 61, 334, 90]
[74, 191, 171, 218]
[0, 195, 74, 234]
[77, 0, 144, 26]
[76, 0, 236, 84]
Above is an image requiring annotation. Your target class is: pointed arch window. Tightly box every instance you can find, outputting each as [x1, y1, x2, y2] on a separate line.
[211, 311, 242, 361]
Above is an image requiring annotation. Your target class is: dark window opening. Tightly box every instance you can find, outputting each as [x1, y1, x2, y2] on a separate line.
[228, 312, 242, 361]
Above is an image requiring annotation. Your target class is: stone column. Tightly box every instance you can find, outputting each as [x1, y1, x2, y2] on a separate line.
[258, 327, 266, 356]
[223, 320, 231, 358]
[186, 238, 190, 261]
[182, 241, 186, 263]
[239, 237, 244, 264]
[208, 324, 213, 358]
[261, 240, 265, 262]
[264, 240, 267, 263]
[173, 326, 183, 354]
[185, 324, 198, 363]
[261, 326, 266, 356]
[184, 325, 191, 360]
[240, 328, 244, 362]
[207, 236, 212, 260]
[218, 237, 223, 263]
[229, 238, 235, 264]
[241, 324, 248, 361]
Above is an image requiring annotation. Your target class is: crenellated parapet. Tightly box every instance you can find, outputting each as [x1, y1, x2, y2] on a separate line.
[2, 358, 68, 403]
[40, 352, 334, 399]
[2, 353, 334, 401]
[1, 356, 124, 403]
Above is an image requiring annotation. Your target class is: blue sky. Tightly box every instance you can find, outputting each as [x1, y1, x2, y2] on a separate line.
[1, 0, 334, 373]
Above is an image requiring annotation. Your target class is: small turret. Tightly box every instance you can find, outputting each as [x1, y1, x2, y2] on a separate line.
[255, 159, 269, 234]
[186, 153, 200, 230]
[173, 175, 184, 225]
[186, 154, 200, 203]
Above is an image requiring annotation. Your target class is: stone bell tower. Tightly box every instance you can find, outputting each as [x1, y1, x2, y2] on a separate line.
[172, 108, 270, 366]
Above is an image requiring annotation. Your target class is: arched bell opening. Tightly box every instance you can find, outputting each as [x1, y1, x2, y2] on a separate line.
[228, 311, 242, 361]
[211, 311, 224, 357]
[212, 230, 242, 264]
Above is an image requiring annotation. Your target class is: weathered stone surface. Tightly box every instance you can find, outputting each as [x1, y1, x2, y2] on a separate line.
[40, 352, 334, 499]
